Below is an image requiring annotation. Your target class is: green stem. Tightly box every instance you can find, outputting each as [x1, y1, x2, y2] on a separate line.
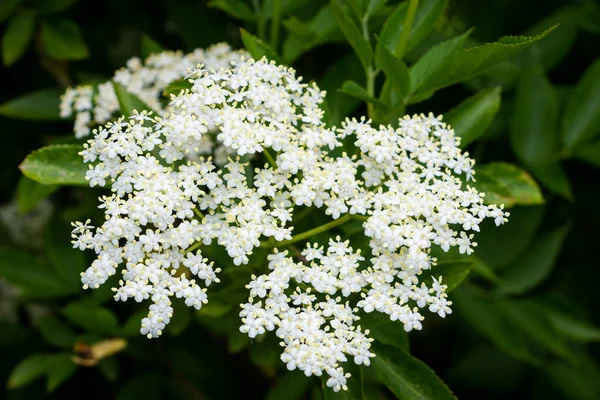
[270, 0, 282, 50]
[361, 14, 376, 120]
[394, 0, 419, 59]
[261, 214, 354, 248]
[193, 207, 204, 220]
[263, 148, 277, 168]
[252, 0, 267, 40]
[185, 241, 202, 254]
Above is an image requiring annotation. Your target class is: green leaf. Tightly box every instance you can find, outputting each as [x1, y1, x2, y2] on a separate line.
[470, 259, 500, 283]
[445, 87, 501, 148]
[452, 286, 535, 362]
[474, 162, 544, 207]
[0, 0, 21, 24]
[40, 18, 89, 60]
[448, 346, 525, 392]
[45, 220, 86, 290]
[510, 69, 559, 165]
[62, 302, 119, 334]
[97, 357, 118, 382]
[496, 224, 569, 295]
[282, 15, 315, 40]
[516, 6, 585, 70]
[7, 354, 55, 389]
[0, 88, 62, 120]
[375, 37, 410, 100]
[409, 30, 471, 93]
[115, 374, 164, 400]
[371, 342, 456, 400]
[240, 28, 282, 64]
[46, 353, 76, 392]
[536, 302, 600, 342]
[421, 260, 474, 292]
[112, 81, 154, 117]
[376, 0, 447, 60]
[162, 78, 192, 97]
[38, 315, 77, 348]
[320, 54, 362, 126]
[2, 9, 36, 66]
[165, 304, 190, 336]
[16, 176, 58, 214]
[207, 0, 256, 21]
[344, 0, 364, 19]
[0, 248, 72, 298]
[330, 0, 372, 70]
[499, 300, 572, 359]
[120, 308, 148, 337]
[469, 172, 514, 207]
[20, 144, 87, 186]
[339, 80, 390, 111]
[415, 27, 557, 95]
[140, 34, 165, 58]
[281, 5, 342, 64]
[360, 312, 409, 350]
[266, 370, 312, 400]
[580, 3, 600, 34]
[545, 355, 600, 400]
[475, 206, 545, 269]
[573, 139, 600, 168]
[527, 162, 573, 200]
[366, 0, 387, 17]
[33, 0, 78, 14]
[561, 57, 600, 150]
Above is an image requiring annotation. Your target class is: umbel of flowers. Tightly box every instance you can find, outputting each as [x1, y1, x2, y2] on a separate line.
[59, 43, 248, 139]
[71, 55, 508, 391]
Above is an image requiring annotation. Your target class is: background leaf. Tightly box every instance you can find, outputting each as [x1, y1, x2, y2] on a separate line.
[112, 81, 154, 117]
[445, 87, 501, 148]
[140, 34, 165, 58]
[240, 28, 282, 64]
[421, 260, 474, 292]
[2, 9, 36, 66]
[0, 0, 21, 24]
[0, 88, 63, 120]
[473, 162, 544, 207]
[372, 342, 456, 400]
[330, 0, 372, 70]
[496, 224, 569, 295]
[7, 354, 55, 389]
[38, 315, 77, 348]
[375, 38, 410, 101]
[561, 57, 600, 150]
[414, 27, 556, 95]
[375, 0, 446, 60]
[20, 144, 87, 186]
[62, 302, 119, 334]
[0, 248, 72, 298]
[510, 69, 559, 165]
[40, 18, 89, 60]
[46, 354, 77, 392]
[409, 30, 471, 93]
[265, 370, 312, 400]
[16, 176, 58, 214]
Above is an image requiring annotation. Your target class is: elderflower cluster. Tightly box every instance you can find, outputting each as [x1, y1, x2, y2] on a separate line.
[60, 43, 247, 139]
[71, 56, 508, 390]
[240, 241, 374, 392]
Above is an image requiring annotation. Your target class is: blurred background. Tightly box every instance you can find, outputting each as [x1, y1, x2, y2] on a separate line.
[0, 0, 599, 399]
